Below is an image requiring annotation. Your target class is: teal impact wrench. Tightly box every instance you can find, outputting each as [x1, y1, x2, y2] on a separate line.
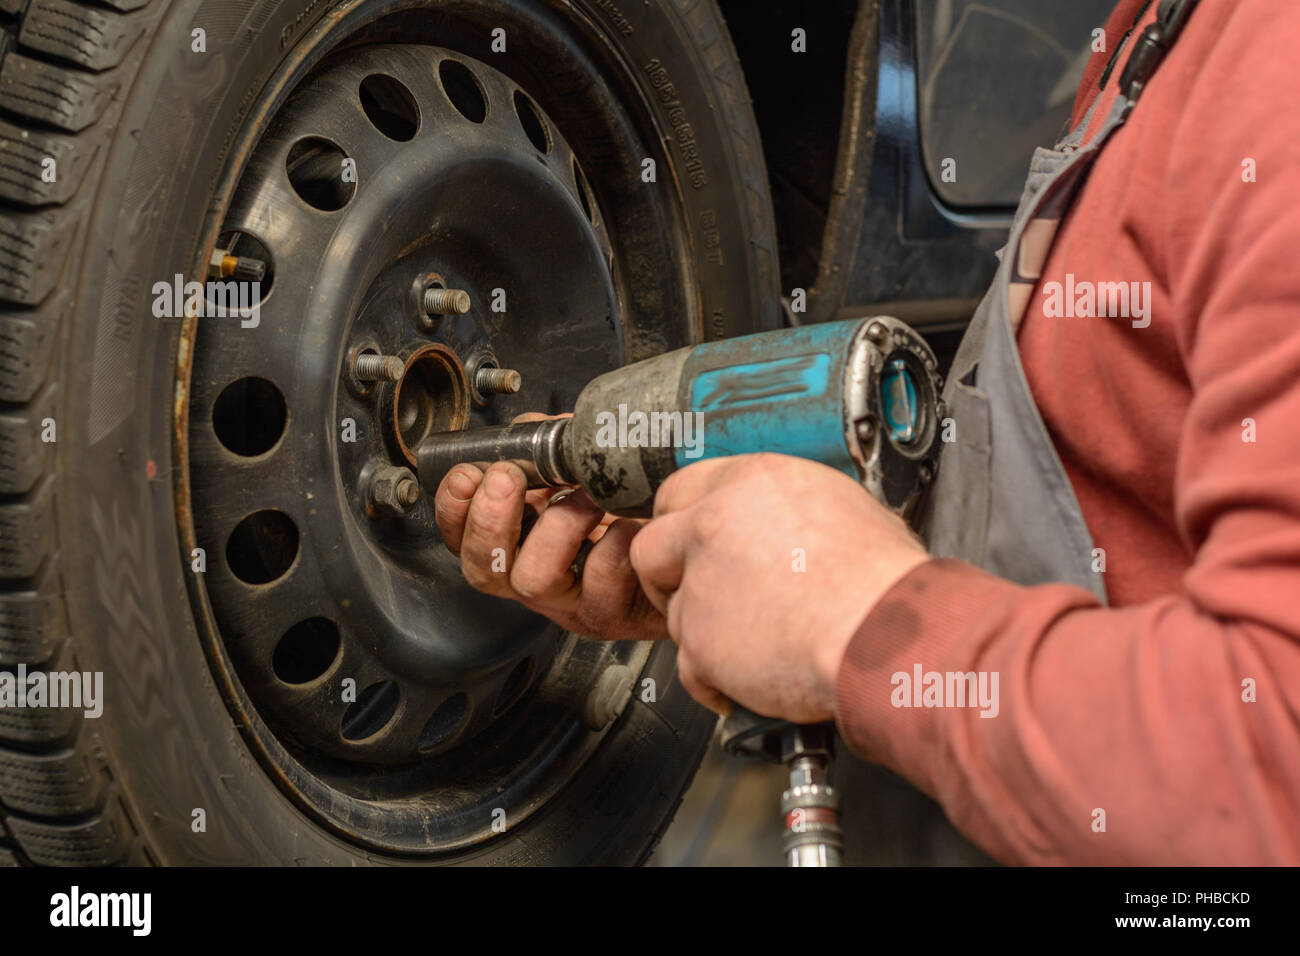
[415, 315, 945, 866]
[416, 315, 944, 519]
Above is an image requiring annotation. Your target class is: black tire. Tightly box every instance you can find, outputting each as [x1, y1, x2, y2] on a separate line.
[0, 0, 779, 865]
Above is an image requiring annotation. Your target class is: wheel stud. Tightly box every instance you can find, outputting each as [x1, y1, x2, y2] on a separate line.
[474, 366, 523, 395]
[397, 478, 420, 505]
[368, 463, 421, 515]
[423, 287, 472, 316]
[354, 352, 405, 382]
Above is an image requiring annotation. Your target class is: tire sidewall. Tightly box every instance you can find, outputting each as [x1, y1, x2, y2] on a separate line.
[62, 0, 776, 864]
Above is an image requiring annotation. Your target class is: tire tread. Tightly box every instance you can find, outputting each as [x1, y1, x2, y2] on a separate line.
[0, 0, 779, 868]
[0, 0, 156, 867]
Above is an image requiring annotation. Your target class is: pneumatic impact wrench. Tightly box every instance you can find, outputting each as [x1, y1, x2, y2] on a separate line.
[415, 316, 944, 866]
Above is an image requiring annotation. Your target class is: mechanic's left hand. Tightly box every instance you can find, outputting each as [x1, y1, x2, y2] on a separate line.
[629, 453, 929, 723]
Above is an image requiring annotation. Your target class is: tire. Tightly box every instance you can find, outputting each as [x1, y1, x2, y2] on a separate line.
[0, 0, 779, 865]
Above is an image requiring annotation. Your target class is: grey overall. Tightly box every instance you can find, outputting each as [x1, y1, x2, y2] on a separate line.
[838, 1, 1198, 862]
[918, 94, 1128, 600]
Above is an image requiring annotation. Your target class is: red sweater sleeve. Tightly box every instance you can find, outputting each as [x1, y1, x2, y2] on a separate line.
[835, 0, 1300, 866]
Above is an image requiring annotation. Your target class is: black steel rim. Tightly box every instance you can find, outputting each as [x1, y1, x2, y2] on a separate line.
[174, 1, 701, 856]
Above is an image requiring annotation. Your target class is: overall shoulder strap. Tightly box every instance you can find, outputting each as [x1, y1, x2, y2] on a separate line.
[1117, 0, 1201, 103]
[1097, 0, 1158, 92]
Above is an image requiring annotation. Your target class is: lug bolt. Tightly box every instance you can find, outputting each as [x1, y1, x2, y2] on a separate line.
[354, 353, 404, 382]
[475, 366, 523, 395]
[368, 464, 420, 516]
[423, 287, 472, 315]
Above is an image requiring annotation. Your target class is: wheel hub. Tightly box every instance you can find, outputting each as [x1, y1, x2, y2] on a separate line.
[188, 44, 622, 765]
[382, 342, 470, 467]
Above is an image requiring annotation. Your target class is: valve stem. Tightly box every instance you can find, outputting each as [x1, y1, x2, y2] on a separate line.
[208, 248, 266, 282]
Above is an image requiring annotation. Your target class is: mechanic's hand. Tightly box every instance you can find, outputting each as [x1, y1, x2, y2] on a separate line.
[433, 414, 666, 641]
[629, 453, 930, 723]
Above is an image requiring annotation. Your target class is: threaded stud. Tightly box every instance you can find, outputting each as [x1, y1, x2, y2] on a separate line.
[423, 288, 472, 315]
[354, 353, 404, 382]
[396, 477, 420, 506]
[474, 366, 522, 395]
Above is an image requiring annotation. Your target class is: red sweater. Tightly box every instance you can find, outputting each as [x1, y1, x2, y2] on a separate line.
[836, 0, 1300, 864]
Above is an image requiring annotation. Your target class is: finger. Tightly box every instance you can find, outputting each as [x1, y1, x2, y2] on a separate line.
[459, 462, 528, 596]
[675, 649, 731, 716]
[575, 519, 668, 640]
[580, 517, 640, 592]
[518, 503, 542, 543]
[511, 493, 606, 604]
[628, 511, 692, 613]
[652, 457, 735, 516]
[433, 464, 484, 556]
[529, 485, 584, 517]
[523, 487, 555, 514]
[510, 411, 573, 424]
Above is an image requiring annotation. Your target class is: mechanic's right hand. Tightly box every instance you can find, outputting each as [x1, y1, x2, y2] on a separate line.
[433, 431, 667, 641]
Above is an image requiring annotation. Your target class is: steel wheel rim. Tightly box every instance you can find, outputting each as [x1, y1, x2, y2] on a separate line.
[173, 0, 700, 856]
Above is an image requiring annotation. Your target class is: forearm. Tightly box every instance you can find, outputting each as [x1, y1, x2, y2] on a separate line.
[835, 558, 1300, 865]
